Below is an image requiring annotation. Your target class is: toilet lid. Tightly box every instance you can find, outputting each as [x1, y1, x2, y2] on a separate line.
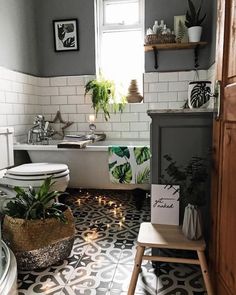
[6, 163, 68, 176]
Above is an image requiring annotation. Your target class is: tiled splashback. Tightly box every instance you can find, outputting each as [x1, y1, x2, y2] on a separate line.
[0, 67, 41, 142]
[0, 66, 213, 141]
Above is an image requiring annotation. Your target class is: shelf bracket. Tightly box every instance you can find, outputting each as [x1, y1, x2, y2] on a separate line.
[153, 47, 158, 69]
[194, 45, 200, 69]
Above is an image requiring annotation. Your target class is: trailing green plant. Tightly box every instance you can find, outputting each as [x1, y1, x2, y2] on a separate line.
[4, 177, 68, 222]
[185, 0, 206, 28]
[84, 75, 126, 121]
[161, 154, 208, 207]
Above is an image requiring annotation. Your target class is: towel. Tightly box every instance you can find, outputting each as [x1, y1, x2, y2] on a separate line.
[108, 146, 151, 184]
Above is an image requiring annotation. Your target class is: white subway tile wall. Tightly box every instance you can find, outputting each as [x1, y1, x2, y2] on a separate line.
[0, 66, 213, 141]
[0, 67, 41, 142]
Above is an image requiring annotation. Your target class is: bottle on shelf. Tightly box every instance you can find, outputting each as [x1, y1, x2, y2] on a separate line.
[152, 20, 159, 34]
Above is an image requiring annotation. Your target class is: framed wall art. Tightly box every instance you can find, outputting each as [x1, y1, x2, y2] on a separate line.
[53, 19, 79, 52]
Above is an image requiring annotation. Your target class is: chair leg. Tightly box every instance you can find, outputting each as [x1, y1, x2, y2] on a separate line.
[197, 250, 214, 295]
[128, 245, 145, 295]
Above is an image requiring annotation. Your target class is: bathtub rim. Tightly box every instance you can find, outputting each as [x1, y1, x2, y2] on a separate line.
[14, 139, 150, 152]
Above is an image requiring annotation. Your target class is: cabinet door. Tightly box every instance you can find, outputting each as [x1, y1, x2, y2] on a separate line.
[218, 123, 236, 294]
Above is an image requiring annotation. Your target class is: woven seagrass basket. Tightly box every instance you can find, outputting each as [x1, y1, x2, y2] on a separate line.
[145, 34, 176, 45]
[3, 207, 75, 270]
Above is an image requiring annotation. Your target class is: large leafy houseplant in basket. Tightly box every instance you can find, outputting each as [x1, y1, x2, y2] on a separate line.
[2, 177, 75, 270]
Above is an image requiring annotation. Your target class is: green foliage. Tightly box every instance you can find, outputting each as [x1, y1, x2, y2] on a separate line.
[109, 161, 117, 170]
[4, 177, 68, 222]
[112, 163, 132, 184]
[84, 75, 126, 121]
[134, 147, 151, 165]
[137, 167, 150, 184]
[161, 154, 208, 207]
[110, 147, 130, 159]
[185, 0, 206, 28]
[177, 20, 186, 42]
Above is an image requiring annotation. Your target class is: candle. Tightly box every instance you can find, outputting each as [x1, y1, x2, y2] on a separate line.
[89, 114, 95, 123]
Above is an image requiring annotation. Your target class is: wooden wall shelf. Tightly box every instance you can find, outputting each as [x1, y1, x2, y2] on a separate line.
[144, 42, 207, 69]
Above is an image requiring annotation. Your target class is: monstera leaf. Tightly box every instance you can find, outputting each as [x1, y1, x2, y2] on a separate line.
[57, 25, 65, 41]
[110, 147, 130, 159]
[137, 167, 150, 184]
[189, 82, 211, 108]
[112, 163, 132, 183]
[109, 161, 117, 171]
[134, 147, 151, 165]
[63, 37, 75, 48]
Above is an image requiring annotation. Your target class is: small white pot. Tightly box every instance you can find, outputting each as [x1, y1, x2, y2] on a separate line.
[188, 26, 202, 42]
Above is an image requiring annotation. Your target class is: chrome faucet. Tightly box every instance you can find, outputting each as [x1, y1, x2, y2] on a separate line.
[27, 115, 54, 144]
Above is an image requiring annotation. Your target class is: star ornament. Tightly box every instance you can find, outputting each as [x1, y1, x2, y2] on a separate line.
[50, 110, 74, 137]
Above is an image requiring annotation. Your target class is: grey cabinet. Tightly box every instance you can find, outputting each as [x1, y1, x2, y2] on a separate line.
[148, 110, 213, 184]
[148, 110, 214, 233]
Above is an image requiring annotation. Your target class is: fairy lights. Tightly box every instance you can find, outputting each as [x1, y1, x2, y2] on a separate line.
[76, 190, 126, 242]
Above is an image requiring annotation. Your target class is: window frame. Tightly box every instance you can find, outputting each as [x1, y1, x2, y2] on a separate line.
[95, 0, 145, 76]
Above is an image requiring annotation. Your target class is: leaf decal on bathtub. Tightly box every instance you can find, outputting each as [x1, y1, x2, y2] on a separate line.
[134, 147, 151, 165]
[112, 163, 132, 183]
[109, 161, 117, 171]
[110, 147, 130, 159]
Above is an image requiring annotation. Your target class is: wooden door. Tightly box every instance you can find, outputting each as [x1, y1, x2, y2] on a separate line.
[210, 0, 236, 294]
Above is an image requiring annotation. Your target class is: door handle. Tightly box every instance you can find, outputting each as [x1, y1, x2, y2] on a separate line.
[214, 80, 221, 120]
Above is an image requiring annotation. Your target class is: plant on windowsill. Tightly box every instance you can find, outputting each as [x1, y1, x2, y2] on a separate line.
[2, 177, 75, 270]
[84, 75, 127, 121]
[161, 154, 208, 240]
[185, 0, 206, 42]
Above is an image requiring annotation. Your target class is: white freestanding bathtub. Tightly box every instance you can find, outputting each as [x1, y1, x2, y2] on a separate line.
[14, 140, 150, 190]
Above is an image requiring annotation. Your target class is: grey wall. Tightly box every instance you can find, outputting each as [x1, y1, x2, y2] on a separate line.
[145, 0, 216, 72]
[0, 0, 216, 76]
[36, 0, 96, 76]
[0, 0, 39, 75]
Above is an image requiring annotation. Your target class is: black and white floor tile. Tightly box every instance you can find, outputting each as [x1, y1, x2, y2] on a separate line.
[17, 189, 206, 295]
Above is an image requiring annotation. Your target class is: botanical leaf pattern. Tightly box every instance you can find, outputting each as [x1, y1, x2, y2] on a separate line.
[137, 166, 150, 184]
[110, 147, 130, 159]
[109, 161, 117, 170]
[109, 146, 151, 184]
[112, 163, 132, 184]
[189, 82, 211, 108]
[134, 147, 151, 165]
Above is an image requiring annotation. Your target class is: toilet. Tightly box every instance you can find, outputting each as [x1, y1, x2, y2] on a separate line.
[0, 127, 70, 198]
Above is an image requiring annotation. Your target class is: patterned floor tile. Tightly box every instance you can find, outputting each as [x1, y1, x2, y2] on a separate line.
[65, 261, 117, 290]
[61, 286, 108, 295]
[17, 189, 207, 295]
[110, 262, 157, 295]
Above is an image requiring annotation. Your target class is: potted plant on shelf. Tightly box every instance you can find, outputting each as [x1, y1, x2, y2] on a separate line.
[84, 75, 126, 121]
[161, 154, 208, 240]
[2, 177, 75, 270]
[185, 0, 206, 42]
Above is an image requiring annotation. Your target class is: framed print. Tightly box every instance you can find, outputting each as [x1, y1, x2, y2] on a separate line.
[53, 19, 79, 52]
[174, 15, 188, 43]
[151, 184, 180, 225]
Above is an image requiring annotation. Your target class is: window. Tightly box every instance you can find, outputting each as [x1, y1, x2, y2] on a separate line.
[96, 0, 144, 101]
